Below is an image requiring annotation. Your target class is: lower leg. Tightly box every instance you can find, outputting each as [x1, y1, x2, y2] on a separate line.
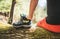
[27, 0, 38, 20]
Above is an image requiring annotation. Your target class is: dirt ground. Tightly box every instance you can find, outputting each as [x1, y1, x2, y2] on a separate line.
[0, 14, 60, 39]
[0, 26, 60, 39]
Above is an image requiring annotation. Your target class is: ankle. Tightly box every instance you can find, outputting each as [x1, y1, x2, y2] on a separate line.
[26, 17, 32, 20]
[27, 16, 33, 20]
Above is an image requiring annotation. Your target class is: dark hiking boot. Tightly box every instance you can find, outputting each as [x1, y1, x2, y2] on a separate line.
[13, 14, 31, 28]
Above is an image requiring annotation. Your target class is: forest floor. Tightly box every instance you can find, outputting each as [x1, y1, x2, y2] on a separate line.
[0, 23, 60, 39]
[0, 14, 60, 39]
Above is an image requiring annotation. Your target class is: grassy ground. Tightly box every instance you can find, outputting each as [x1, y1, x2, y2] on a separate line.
[0, 23, 60, 39]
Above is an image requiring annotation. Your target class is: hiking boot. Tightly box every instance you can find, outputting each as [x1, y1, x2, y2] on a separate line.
[13, 14, 31, 28]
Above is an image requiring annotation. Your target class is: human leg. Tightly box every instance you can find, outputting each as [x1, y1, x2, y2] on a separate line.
[37, 0, 60, 33]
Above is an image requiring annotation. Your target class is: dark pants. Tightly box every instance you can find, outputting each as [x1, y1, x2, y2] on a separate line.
[46, 0, 60, 25]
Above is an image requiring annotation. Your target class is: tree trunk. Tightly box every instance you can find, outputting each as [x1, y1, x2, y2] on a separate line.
[8, 0, 16, 24]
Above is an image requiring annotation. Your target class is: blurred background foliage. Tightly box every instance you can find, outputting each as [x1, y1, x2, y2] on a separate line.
[0, 0, 47, 23]
[0, 0, 12, 12]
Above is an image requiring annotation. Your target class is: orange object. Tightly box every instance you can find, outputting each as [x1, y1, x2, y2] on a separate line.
[37, 18, 60, 33]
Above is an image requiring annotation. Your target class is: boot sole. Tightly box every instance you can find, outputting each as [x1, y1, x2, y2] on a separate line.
[13, 25, 31, 29]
